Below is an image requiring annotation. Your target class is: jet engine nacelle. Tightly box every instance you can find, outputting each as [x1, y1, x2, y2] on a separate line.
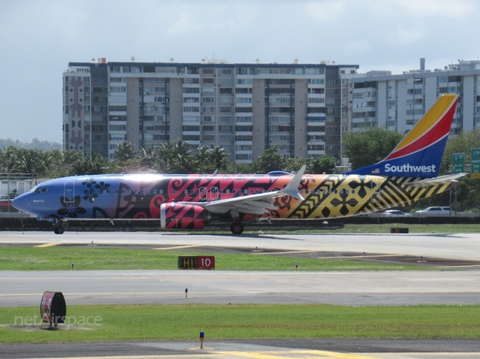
[160, 202, 209, 230]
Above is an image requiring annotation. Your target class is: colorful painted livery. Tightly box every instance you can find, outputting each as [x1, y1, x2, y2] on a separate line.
[12, 95, 463, 234]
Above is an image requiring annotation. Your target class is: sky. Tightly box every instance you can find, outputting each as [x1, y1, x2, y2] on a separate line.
[1, 0, 479, 144]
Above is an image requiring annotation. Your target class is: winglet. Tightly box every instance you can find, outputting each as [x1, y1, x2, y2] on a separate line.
[281, 165, 306, 201]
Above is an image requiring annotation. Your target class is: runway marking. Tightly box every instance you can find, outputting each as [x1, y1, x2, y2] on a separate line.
[216, 350, 382, 358]
[0, 352, 477, 359]
[252, 250, 319, 256]
[320, 254, 404, 259]
[251, 252, 406, 261]
[34, 242, 62, 248]
[153, 245, 203, 251]
[17, 350, 398, 358]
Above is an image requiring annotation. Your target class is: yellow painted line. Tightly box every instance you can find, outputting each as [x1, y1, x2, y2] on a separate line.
[252, 252, 409, 260]
[320, 254, 404, 259]
[35, 242, 62, 248]
[10, 353, 480, 359]
[216, 351, 283, 358]
[153, 245, 203, 251]
[252, 250, 319, 256]
[217, 350, 382, 358]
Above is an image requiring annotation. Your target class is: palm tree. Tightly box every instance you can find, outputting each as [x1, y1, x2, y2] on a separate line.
[156, 139, 192, 173]
[139, 146, 158, 170]
[194, 145, 212, 173]
[70, 152, 110, 175]
[170, 153, 195, 174]
[114, 141, 136, 162]
[1, 146, 20, 173]
[208, 146, 230, 172]
[17, 149, 40, 175]
[173, 139, 191, 158]
[156, 141, 176, 173]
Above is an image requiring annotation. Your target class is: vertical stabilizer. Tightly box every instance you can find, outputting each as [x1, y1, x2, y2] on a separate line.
[345, 94, 458, 178]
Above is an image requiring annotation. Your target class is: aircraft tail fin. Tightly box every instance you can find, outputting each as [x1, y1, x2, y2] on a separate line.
[344, 94, 458, 178]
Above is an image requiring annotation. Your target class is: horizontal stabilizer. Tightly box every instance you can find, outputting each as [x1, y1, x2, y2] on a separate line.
[404, 173, 466, 187]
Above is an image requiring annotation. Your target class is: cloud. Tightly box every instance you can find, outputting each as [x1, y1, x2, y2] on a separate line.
[167, 10, 201, 36]
[366, 0, 476, 18]
[345, 40, 373, 56]
[393, 0, 475, 18]
[306, 0, 347, 22]
[392, 24, 428, 45]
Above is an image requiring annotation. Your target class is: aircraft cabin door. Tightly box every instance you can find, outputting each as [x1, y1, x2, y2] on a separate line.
[64, 181, 75, 203]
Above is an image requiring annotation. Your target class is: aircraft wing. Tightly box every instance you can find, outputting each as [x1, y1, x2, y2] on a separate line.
[186, 165, 306, 216]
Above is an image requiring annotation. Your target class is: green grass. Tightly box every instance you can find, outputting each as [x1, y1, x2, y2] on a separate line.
[1, 304, 479, 343]
[322, 223, 480, 234]
[0, 247, 423, 271]
[226, 223, 480, 235]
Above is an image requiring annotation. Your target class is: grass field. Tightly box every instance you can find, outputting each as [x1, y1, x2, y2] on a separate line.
[1, 225, 477, 344]
[227, 223, 480, 235]
[1, 304, 479, 343]
[0, 246, 427, 271]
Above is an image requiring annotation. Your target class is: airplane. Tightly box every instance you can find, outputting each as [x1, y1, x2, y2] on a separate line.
[12, 94, 462, 235]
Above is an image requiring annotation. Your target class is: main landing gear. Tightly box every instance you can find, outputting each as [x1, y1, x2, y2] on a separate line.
[230, 221, 244, 235]
[53, 225, 65, 235]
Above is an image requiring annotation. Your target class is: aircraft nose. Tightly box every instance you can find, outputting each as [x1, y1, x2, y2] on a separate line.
[12, 193, 31, 213]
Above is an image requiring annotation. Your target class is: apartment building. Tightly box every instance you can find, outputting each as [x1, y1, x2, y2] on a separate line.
[349, 58, 480, 136]
[63, 58, 359, 162]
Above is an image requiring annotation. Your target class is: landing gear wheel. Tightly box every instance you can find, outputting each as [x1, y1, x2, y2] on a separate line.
[230, 221, 244, 235]
[54, 226, 65, 235]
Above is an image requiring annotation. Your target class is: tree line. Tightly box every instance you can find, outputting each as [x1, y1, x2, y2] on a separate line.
[2, 129, 479, 211]
[0, 139, 338, 178]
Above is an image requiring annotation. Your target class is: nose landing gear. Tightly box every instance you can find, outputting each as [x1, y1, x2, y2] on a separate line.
[53, 225, 65, 235]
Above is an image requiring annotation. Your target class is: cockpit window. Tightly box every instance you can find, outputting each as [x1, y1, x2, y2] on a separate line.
[34, 187, 48, 194]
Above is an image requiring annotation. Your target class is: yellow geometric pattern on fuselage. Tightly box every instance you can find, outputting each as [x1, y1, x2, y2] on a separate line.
[272, 174, 453, 219]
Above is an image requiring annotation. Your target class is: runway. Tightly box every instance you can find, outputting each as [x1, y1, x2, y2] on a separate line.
[2, 269, 480, 307]
[1, 231, 480, 358]
[2, 230, 480, 261]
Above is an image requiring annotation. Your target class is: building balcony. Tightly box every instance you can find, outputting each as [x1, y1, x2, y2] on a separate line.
[307, 150, 326, 155]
